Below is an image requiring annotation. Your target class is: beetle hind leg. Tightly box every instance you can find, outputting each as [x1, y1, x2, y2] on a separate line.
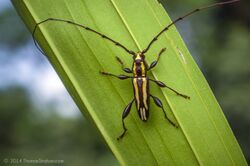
[150, 94, 178, 128]
[117, 99, 135, 140]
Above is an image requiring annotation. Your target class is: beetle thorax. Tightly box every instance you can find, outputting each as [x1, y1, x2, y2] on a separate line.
[133, 53, 146, 77]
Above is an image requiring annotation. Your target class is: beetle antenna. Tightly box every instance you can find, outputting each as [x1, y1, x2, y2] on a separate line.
[32, 18, 136, 56]
[142, 0, 240, 54]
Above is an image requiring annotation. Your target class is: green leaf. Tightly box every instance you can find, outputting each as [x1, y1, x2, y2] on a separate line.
[12, 0, 247, 165]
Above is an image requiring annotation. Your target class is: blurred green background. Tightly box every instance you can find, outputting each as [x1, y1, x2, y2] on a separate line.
[0, 0, 249, 165]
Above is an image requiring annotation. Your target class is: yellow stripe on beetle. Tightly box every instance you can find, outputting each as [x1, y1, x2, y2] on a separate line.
[133, 78, 140, 109]
[142, 77, 148, 110]
[141, 62, 146, 76]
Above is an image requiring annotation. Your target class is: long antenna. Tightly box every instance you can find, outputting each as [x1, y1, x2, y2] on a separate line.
[32, 18, 136, 56]
[142, 0, 240, 54]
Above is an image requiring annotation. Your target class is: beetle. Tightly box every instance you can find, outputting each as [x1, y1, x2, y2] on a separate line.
[32, 0, 240, 140]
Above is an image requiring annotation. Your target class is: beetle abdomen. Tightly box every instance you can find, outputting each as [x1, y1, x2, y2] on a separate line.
[132, 77, 150, 121]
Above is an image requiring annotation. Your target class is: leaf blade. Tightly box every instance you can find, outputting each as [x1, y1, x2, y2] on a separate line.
[12, 0, 247, 165]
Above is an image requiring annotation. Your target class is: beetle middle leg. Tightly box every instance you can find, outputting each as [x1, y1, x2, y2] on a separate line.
[149, 79, 190, 99]
[117, 98, 135, 140]
[150, 95, 178, 127]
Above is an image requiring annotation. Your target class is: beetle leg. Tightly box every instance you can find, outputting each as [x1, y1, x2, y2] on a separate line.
[149, 79, 190, 99]
[115, 56, 132, 73]
[150, 95, 178, 127]
[100, 71, 132, 80]
[148, 48, 166, 71]
[117, 99, 135, 140]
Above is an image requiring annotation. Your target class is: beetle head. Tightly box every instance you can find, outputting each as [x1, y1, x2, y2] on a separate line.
[133, 52, 145, 63]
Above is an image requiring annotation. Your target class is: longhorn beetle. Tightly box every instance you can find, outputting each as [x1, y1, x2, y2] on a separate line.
[32, 0, 240, 140]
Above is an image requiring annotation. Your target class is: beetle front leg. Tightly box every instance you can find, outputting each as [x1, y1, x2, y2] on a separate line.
[117, 99, 134, 140]
[149, 79, 190, 99]
[148, 48, 166, 71]
[100, 71, 132, 80]
[115, 56, 132, 73]
[150, 95, 178, 127]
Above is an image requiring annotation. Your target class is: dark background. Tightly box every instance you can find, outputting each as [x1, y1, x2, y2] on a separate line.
[0, 0, 249, 165]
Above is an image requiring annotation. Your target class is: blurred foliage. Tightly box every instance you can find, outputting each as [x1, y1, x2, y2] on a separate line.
[0, 0, 249, 165]
[0, 87, 117, 165]
[0, 7, 30, 49]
